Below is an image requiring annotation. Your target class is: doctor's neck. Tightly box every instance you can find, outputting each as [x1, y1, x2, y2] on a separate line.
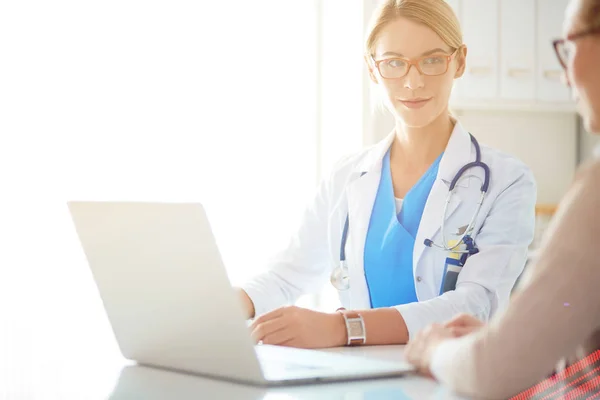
[391, 111, 454, 168]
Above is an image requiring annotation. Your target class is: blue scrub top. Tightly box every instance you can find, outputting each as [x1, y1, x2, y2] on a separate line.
[363, 149, 443, 308]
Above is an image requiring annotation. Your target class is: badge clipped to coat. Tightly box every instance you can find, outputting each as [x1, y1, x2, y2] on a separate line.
[439, 225, 479, 295]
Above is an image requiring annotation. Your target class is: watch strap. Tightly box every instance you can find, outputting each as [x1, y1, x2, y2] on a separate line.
[338, 309, 366, 346]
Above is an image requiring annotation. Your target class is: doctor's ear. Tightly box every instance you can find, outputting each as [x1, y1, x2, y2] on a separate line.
[454, 45, 468, 79]
[364, 56, 379, 84]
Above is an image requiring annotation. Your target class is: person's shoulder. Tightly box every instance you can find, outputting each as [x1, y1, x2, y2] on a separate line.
[322, 140, 385, 180]
[549, 158, 600, 241]
[479, 144, 531, 175]
[576, 157, 600, 182]
[565, 158, 600, 205]
[479, 143, 535, 187]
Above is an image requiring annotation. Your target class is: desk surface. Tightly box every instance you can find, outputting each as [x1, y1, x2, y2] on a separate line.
[2, 341, 469, 400]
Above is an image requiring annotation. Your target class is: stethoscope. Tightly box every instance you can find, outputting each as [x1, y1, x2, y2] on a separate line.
[330, 134, 490, 292]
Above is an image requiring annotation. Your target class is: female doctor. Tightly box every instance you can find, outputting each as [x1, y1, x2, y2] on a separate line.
[237, 0, 536, 349]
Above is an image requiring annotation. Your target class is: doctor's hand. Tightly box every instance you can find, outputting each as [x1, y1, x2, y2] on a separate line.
[250, 306, 346, 349]
[405, 323, 455, 379]
[444, 313, 485, 337]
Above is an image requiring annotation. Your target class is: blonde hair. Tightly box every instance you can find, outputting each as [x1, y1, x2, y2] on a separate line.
[365, 0, 463, 56]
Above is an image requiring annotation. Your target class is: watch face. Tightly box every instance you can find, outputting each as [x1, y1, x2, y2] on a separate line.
[348, 319, 364, 337]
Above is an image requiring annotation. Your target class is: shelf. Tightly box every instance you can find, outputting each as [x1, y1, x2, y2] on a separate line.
[535, 204, 558, 216]
[449, 100, 577, 113]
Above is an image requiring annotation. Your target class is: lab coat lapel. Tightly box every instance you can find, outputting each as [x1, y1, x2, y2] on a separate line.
[345, 173, 379, 309]
[413, 122, 473, 268]
[345, 131, 395, 309]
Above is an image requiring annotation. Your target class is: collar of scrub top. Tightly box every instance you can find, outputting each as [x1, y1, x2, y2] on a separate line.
[351, 121, 476, 189]
[339, 122, 480, 258]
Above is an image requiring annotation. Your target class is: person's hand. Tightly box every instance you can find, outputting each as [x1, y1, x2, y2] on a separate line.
[444, 313, 485, 337]
[406, 315, 486, 378]
[405, 323, 455, 379]
[250, 306, 347, 349]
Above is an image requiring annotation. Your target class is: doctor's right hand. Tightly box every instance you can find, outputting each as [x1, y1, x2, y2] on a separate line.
[444, 313, 485, 337]
[249, 305, 347, 349]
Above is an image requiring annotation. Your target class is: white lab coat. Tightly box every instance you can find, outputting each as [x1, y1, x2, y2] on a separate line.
[243, 121, 536, 338]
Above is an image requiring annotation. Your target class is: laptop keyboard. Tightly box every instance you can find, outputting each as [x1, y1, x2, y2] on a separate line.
[254, 344, 415, 382]
[255, 345, 347, 372]
[264, 360, 326, 372]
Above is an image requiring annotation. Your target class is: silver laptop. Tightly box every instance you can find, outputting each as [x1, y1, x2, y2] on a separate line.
[67, 201, 414, 386]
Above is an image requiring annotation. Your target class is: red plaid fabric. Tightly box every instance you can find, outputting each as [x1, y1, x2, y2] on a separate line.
[510, 350, 600, 399]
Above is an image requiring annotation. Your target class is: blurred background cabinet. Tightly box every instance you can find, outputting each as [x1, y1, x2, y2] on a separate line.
[445, 0, 574, 110]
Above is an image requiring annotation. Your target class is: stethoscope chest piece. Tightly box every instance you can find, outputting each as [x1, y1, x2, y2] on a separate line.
[330, 261, 350, 291]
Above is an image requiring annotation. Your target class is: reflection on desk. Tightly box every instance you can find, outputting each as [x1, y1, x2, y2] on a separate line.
[106, 345, 469, 400]
[108, 364, 420, 400]
[0, 336, 468, 399]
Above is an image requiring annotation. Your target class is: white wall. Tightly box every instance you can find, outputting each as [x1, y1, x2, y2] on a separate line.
[318, 0, 365, 175]
[455, 110, 577, 204]
[0, 1, 322, 383]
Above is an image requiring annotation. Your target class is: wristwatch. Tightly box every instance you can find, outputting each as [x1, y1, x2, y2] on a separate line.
[338, 309, 366, 346]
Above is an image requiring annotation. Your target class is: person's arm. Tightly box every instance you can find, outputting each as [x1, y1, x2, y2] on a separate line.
[343, 308, 410, 345]
[348, 307, 485, 346]
[394, 166, 537, 339]
[236, 288, 255, 319]
[249, 304, 409, 347]
[429, 163, 600, 399]
[286, 163, 536, 346]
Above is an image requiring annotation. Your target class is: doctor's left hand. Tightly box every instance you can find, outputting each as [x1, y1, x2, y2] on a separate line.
[250, 306, 346, 349]
[405, 323, 455, 379]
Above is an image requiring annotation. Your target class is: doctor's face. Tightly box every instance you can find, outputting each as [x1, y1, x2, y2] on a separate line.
[368, 17, 466, 128]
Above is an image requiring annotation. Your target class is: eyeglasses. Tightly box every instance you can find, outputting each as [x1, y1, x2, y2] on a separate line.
[553, 25, 600, 69]
[370, 49, 459, 79]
